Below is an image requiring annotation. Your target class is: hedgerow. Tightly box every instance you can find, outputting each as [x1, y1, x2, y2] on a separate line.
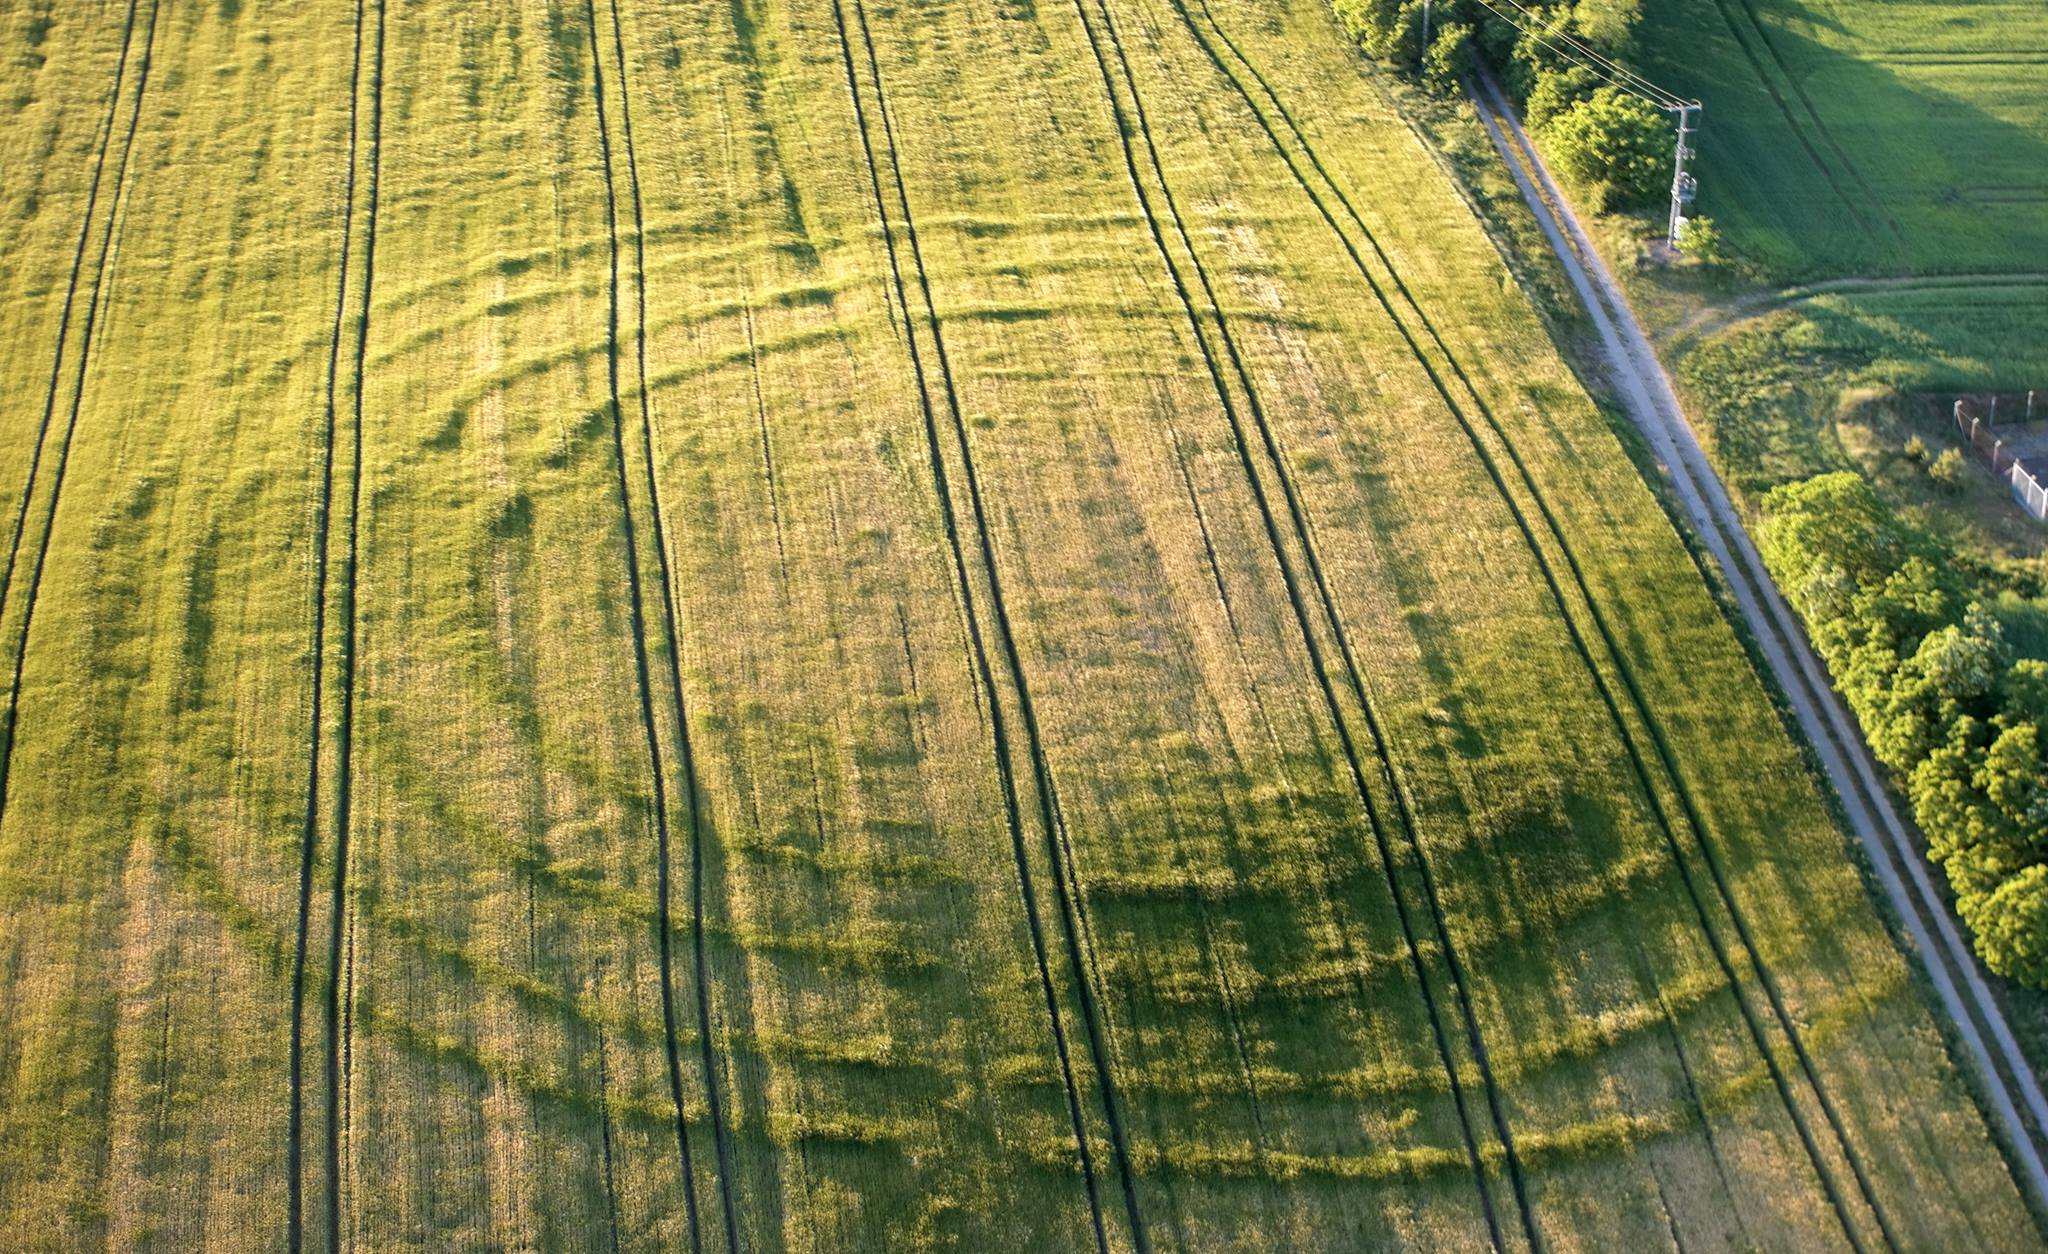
[1329, 0, 1670, 208]
[1761, 472, 2048, 984]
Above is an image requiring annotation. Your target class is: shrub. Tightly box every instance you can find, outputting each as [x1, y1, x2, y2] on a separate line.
[1763, 470, 2048, 986]
[1904, 434, 1929, 463]
[1676, 215, 1724, 264]
[1539, 86, 1669, 209]
[1930, 446, 1966, 490]
[1422, 21, 1475, 95]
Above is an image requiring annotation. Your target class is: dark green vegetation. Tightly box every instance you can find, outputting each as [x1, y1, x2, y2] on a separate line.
[1623, 0, 2048, 996]
[1633, 0, 2048, 549]
[0, 0, 2039, 1249]
[1762, 474, 2048, 983]
[1332, 0, 1675, 209]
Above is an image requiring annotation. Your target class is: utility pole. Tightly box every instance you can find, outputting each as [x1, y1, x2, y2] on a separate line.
[1421, 0, 1432, 55]
[1666, 101, 1699, 249]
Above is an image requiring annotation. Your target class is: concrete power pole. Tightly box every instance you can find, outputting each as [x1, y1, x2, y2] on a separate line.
[1666, 102, 1699, 249]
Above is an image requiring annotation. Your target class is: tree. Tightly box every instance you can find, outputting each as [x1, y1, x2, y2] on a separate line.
[1332, 0, 1428, 65]
[1572, 0, 1642, 54]
[1676, 215, 1724, 264]
[1981, 720, 2048, 835]
[1917, 605, 2008, 706]
[1423, 22, 1475, 95]
[1967, 863, 2048, 985]
[1760, 471, 1906, 591]
[1525, 66, 1600, 130]
[2003, 658, 2048, 726]
[1872, 605, 2006, 769]
[1763, 467, 2048, 988]
[1332, 0, 1403, 54]
[1538, 86, 1668, 208]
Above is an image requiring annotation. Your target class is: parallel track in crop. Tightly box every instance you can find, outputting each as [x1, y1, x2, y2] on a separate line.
[829, 0, 1154, 1247]
[1063, 0, 1528, 1243]
[586, 0, 739, 1246]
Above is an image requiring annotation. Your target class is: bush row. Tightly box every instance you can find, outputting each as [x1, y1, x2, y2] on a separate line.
[1761, 472, 2048, 985]
[1330, 0, 1671, 210]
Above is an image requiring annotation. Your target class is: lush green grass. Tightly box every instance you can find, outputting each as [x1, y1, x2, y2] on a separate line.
[1789, 285, 2048, 394]
[1679, 292, 2048, 557]
[1635, 0, 2048, 280]
[0, 0, 2035, 1249]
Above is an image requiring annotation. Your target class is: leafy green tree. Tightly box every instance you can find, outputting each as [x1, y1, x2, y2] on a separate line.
[2003, 658, 2048, 726]
[1914, 720, 2016, 882]
[1855, 558, 1953, 655]
[1332, 0, 1403, 53]
[1676, 215, 1724, 264]
[1538, 86, 1668, 207]
[1333, 0, 1429, 64]
[1505, 20, 1573, 100]
[1572, 0, 1641, 53]
[1873, 606, 2005, 768]
[1967, 863, 2048, 985]
[1423, 21, 1475, 94]
[1525, 66, 1600, 129]
[1761, 471, 1906, 591]
[1981, 720, 2048, 834]
[1764, 468, 2048, 987]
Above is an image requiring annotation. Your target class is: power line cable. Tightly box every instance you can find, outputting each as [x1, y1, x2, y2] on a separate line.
[1465, 0, 1688, 107]
[1484, 0, 1688, 104]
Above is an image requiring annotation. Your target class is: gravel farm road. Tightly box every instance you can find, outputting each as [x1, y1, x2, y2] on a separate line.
[1466, 66, 2048, 1214]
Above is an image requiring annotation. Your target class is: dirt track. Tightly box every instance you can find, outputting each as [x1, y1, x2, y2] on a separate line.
[1657, 271, 2048, 354]
[1469, 66, 2048, 1216]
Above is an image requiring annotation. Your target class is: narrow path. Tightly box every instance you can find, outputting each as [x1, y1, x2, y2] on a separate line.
[0, 0, 142, 624]
[1658, 272, 2048, 353]
[288, 0, 372, 1246]
[306, 2, 387, 1248]
[1171, 5, 1917, 1246]
[1469, 66, 2048, 1222]
[0, 0, 159, 833]
[595, 2, 738, 1244]
[1475, 71, 1903, 1254]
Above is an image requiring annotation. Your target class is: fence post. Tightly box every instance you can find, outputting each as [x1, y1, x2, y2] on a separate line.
[2030, 389, 2038, 421]
[1990, 395, 1999, 424]
[1994, 438, 2006, 472]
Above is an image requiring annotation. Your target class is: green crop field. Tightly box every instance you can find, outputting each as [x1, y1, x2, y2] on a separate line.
[1624, 0, 2046, 561]
[0, 0, 2038, 1250]
[1636, 0, 2048, 280]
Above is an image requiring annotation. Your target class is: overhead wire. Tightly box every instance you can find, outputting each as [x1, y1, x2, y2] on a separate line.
[1462, 0, 1690, 108]
[1484, 0, 1686, 102]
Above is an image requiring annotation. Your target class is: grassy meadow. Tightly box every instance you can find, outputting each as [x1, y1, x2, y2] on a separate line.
[1635, 0, 2048, 280]
[1628, 0, 2048, 538]
[0, 0, 2038, 1250]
